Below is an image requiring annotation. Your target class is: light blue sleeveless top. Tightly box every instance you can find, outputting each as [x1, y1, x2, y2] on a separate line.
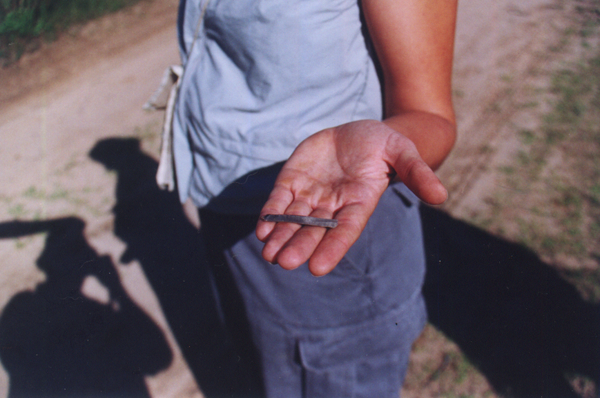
[173, 0, 382, 211]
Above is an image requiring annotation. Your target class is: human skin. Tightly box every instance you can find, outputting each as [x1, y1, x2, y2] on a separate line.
[256, 0, 459, 276]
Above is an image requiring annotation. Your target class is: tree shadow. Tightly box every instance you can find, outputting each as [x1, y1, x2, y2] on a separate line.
[0, 216, 172, 397]
[89, 138, 264, 398]
[420, 205, 600, 397]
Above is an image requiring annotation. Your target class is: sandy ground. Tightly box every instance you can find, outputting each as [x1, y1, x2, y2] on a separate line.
[0, 0, 587, 396]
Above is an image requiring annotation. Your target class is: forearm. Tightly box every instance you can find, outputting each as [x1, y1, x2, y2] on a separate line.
[362, 0, 458, 173]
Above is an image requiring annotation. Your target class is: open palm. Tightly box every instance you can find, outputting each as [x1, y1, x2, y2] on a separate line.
[256, 119, 447, 276]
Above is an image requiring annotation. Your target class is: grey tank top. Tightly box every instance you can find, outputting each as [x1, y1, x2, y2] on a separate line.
[173, 0, 382, 212]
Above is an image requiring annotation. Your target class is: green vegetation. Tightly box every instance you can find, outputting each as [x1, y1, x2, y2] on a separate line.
[1, 0, 145, 64]
[474, 5, 600, 302]
[522, 49, 600, 262]
[7, 203, 27, 217]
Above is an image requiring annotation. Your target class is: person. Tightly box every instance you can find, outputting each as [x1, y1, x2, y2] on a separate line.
[171, 0, 457, 396]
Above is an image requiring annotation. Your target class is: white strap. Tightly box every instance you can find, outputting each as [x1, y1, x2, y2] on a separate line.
[145, 0, 211, 192]
[154, 65, 183, 191]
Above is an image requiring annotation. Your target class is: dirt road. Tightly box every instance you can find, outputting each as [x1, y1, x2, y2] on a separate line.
[0, 0, 588, 396]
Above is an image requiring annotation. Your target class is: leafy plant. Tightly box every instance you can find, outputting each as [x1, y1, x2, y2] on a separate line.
[0, 0, 146, 64]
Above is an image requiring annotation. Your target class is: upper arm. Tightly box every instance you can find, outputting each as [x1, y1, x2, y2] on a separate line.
[361, 0, 458, 124]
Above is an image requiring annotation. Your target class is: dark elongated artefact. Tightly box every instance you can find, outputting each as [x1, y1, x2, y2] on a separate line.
[261, 214, 338, 229]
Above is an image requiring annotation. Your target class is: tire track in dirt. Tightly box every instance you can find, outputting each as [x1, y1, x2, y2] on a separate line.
[440, 0, 573, 216]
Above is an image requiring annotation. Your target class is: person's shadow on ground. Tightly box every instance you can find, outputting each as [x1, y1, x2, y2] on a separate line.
[0, 217, 172, 397]
[89, 138, 264, 398]
[420, 205, 600, 397]
[87, 136, 599, 398]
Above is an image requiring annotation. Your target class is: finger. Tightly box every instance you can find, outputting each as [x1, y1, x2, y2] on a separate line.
[256, 185, 293, 241]
[398, 157, 447, 205]
[262, 222, 302, 266]
[387, 136, 448, 205]
[274, 208, 333, 270]
[307, 203, 373, 276]
[260, 200, 313, 266]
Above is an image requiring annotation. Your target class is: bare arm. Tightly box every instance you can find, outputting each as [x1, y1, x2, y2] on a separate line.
[256, 0, 458, 276]
[364, 0, 457, 169]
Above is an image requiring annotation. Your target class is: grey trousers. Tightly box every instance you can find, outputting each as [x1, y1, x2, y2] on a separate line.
[200, 183, 427, 398]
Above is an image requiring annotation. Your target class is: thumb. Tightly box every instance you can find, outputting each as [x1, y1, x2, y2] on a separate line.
[386, 134, 448, 205]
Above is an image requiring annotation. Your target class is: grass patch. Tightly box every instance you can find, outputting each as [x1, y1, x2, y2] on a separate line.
[468, 3, 600, 301]
[23, 186, 44, 199]
[518, 129, 536, 145]
[8, 203, 27, 218]
[1, 0, 146, 64]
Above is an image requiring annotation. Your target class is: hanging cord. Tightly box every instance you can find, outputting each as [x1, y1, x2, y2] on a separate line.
[144, 0, 211, 191]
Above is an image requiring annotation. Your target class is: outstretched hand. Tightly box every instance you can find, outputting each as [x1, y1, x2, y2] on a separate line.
[256, 119, 447, 276]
